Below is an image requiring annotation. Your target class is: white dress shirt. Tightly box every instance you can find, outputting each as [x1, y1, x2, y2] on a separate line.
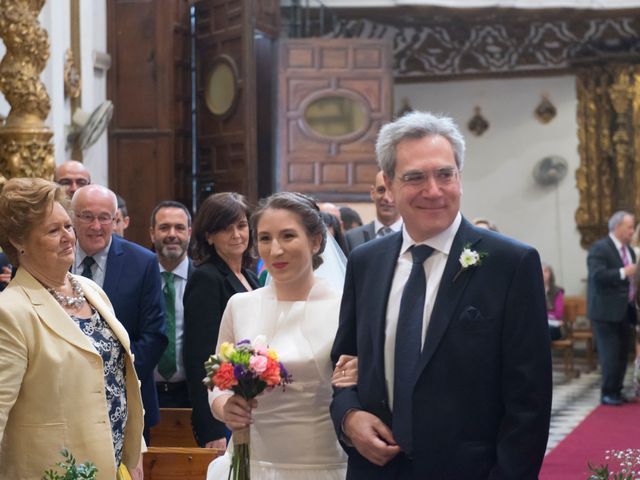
[609, 233, 632, 280]
[73, 241, 111, 288]
[384, 212, 462, 409]
[154, 256, 189, 383]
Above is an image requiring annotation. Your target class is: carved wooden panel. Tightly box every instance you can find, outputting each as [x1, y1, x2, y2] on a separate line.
[107, 0, 191, 246]
[328, 7, 640, 81]
[575, 64, 640, 249]
[194, 0, 279, 205]
[279, 38, 392, 201]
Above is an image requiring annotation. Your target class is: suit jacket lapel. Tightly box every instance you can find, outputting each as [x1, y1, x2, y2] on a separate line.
[371, 232, 403, 389]
[417, 219, 481, 375]
[364, 222, 375, 242]
[102, 234, 124, 294]
[16, 269, 97, 356]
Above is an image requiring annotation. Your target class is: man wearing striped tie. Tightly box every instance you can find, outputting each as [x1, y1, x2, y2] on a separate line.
[588, 211, 637, 406]
[344, 170, 402, 253]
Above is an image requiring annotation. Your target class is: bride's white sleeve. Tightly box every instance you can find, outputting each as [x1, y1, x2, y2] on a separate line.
[208, 299, 236, 412]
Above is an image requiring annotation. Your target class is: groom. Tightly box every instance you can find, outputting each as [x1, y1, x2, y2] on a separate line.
[330, 111, 552, 479]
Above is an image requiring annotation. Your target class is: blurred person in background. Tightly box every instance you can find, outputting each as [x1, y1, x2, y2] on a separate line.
[339, 206, 363, 232]
[115, 194, 131, 238]
[54, 160, 91, 199]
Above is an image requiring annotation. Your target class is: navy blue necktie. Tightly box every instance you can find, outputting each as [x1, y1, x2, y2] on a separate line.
[81, 256, 95, 280]
[393, 244, 434, 455]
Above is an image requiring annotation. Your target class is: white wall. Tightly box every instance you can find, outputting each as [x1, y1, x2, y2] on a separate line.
[0, 0, 108, 186]
[397, 75, 587, 295]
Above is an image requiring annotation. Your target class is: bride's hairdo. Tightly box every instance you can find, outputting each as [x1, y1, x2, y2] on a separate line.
[252, 192, 327, 270]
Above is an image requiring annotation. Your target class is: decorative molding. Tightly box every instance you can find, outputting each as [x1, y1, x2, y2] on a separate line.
[0, 0, 55, 186]
[575, 64, 640, 249]
[64, 48, 81, 98]
[328, 8, 640, 80]
[468, 106, 489, 136]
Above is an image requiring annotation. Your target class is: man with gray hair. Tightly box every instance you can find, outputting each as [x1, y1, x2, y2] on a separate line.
[331, 111, 551, 479]
[588, 210, 637, 406]
[72, 185, 167, 441]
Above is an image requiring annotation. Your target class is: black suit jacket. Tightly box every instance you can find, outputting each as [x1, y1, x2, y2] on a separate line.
[344, 222, 376, 253]
[183, 253, 260, 445]
[331, 218, 552, 479]
[103, 234, 168, 428]
[587, 236, 636, 323]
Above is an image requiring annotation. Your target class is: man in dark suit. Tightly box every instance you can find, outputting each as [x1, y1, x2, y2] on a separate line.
[72, 185, 167, 440]
[587, 210, 637, 406]
[149, 200, 193, 408]
[331, 111, 552, 479]
[344, 170, 401, 253]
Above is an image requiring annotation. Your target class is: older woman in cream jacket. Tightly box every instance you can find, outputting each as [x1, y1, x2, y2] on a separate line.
[0, 178, 144, 479]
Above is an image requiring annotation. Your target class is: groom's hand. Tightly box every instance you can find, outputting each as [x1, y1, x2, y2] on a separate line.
[343, 410, 401, 466]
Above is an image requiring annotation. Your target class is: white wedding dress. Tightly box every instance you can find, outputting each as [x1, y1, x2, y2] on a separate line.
[206, 279, 347, 480]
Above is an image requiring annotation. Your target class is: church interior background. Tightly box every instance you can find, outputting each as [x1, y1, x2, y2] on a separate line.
[1, 0, 640, 297]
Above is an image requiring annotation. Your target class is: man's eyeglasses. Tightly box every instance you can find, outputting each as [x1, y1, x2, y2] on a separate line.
[76, 212, 114, 225]
[396, 167, 459, 187]
[58, 178, 89, 188]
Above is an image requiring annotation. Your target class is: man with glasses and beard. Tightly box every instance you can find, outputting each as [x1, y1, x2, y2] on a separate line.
[149, 201, 194, 408]
[72, 185, 167, 442]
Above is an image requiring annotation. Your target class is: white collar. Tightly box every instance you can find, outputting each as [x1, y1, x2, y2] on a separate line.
[400, 211, 462, 256]
[159, 256, 190, 280]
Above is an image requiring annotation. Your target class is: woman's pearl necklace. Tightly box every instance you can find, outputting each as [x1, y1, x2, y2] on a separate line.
[46, 274, 86, 309]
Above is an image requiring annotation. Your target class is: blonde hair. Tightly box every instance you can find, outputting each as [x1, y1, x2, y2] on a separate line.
[0, 177, 67, 266]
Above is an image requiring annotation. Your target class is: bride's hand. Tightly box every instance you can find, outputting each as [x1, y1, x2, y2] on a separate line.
[222, 395, 258, 430]
[332, 355, 358, 388]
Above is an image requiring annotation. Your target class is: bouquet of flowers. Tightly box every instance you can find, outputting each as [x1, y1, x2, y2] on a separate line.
[203, 336, 292, 480]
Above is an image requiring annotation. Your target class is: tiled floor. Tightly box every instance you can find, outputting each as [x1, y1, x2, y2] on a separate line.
[547, 360, 637, 454]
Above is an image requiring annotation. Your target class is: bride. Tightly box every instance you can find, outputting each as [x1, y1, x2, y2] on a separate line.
[207, 192, 355, 479]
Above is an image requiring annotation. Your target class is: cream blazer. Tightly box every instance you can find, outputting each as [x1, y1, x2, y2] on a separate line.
[0, 268, 144, 480]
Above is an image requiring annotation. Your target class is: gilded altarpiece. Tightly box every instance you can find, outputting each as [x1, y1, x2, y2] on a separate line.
[575, 64, 640, 249]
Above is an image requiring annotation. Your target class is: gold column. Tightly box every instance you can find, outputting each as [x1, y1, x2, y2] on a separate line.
[0, 0, 55, 187]
[575, 63, 640, 249]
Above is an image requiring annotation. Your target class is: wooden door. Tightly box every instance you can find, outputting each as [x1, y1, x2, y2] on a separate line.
[193, 0, 279, 205]
[279, 38, 393, 201]
[107, 0, 191, 246]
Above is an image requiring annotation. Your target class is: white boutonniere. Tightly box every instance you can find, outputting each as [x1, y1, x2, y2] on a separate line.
[453, 244, 487, 282]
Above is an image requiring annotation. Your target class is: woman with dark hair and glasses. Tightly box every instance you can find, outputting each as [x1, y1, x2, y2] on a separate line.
[183, 192, 261, 449]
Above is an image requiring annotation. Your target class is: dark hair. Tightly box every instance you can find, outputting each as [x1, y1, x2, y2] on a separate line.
[191, 192, 253, 267]
[320, 211, 348, 256]
[0, 178, 68, 266]
[339, 206, 363, 231]
[116, 194, 129, 218]
[251, 192, 326, 270]
[150, 200, 192, 228]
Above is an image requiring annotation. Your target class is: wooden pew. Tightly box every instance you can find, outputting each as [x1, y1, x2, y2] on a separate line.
[150, 408, 198, 447]
[551, 302, 576, 380]
[564, 296, 596, 371]
[143, 447, 222, 480]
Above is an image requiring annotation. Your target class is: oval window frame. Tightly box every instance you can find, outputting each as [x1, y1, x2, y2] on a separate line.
[204, 55, 240, 118]
[299, 90, 371, 143]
